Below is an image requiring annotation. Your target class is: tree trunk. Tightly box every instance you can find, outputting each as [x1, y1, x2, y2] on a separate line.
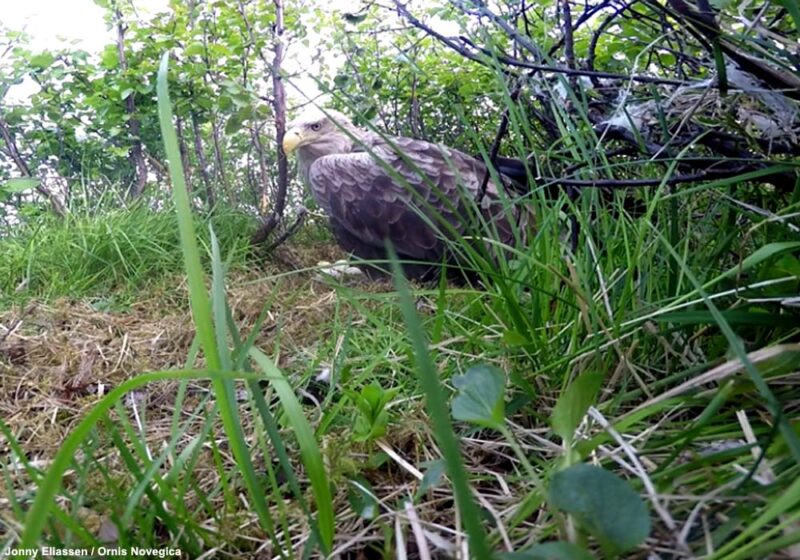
[211, 118, 231, 202]
[114, 3, 148, 198]
[246, 148, 259, 206]
[251, 0, 289, 246]
[191, 111, 214, 209]
[250, 127, 272, 213]
[0, 115, 66, 216]
[176, 116, 193, 192]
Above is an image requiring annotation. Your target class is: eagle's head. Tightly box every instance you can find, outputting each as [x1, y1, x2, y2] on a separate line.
[282, 109, 355, 155]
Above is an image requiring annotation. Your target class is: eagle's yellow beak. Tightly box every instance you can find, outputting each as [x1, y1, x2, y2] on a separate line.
[282, 128, 303, 154]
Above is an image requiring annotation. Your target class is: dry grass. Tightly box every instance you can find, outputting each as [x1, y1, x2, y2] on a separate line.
[0, 240, 424, 555]
[0, 242, 344, 451]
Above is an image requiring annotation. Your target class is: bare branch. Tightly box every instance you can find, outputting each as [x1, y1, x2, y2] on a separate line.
[263, 206, 308, 253]
[113, 0, 148, 198]
[0, 114, 65, 216]
[251, 0, 290, 246]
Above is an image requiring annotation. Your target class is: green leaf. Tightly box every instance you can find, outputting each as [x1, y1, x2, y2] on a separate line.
[17, 368, 266, 551]
[417, 460, 446, 497]
[255, 103, 271, 118]
[451, 364, 506, 430]
[549, 464, 650, 552]
[333, 73, 350, 87]
[763, 253, 800, 278]
[29, 53, 55, 70]
[757, 253, 800, 296]
[349, 382, 397, 442]
[388, 245, 491, 558]
[196, 97, 213, 111]
[738, 242, 800, 276]
[710, 0, 733, 9]
[347, 476, 379, 520]
[251, 348, 334, 552]
[185, 42, 205, 57]
[222, 79, 242, 93]
[496, 541, 593, 560]
[710, 469, 800, 557]
[774, 0, 800, 32]
[712, 40, 727, 96]
[502, 330, 529, 346]
[218, 95, 233, 111]
[656, 310, 799, 327]
[208, 44, 232, 57]
[157, 51, 286, 552]
[224, 106, 252, 134]
[101, 45, 119, 69]
[362, 104, 378, 121]
[551, 372, 604, 443]
[1, 178, 40, 194]
[231, 92, 253, 108]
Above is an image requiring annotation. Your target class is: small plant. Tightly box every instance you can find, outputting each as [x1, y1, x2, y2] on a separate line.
[348, 382, 399, 442]
[447, 362, 651, 557]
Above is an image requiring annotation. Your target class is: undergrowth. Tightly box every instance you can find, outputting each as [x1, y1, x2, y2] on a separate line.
[1, 54, 799, 560]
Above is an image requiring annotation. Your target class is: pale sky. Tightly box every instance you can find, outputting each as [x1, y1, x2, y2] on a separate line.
[2, 0, 169, 103]
[1, 0, 333, 107]
[2, 0, 459, 110]
[2, 0, 167, 53]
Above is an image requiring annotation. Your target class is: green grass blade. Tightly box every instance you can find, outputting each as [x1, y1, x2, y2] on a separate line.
[19, 369, 266, 550]
[650, 222, 800, 463]
[249, 348, 334, 553]
[711, 475, 800, 558]
[156, 51, 274, 538]
[387, 244, 491, 558]
[155, 54, 219, 372]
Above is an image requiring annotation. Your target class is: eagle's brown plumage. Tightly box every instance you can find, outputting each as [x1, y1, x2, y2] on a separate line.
[283, 109, 526, 279]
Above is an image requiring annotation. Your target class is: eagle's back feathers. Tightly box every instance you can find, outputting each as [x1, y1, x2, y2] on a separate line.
[291, 115, 527, 280]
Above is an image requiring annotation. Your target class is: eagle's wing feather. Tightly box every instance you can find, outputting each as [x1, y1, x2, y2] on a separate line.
[309, 138, 459, 260]
[308, 136, 520, 267]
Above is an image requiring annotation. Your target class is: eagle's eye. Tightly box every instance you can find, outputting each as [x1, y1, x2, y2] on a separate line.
[311, 123, 322, 131]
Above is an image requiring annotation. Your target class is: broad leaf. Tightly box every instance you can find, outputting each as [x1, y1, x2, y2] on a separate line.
[349, 382, 397, 442]
[347, 476, 379, 520]
[774, 0, 800, 32]
[736, 242, 800, 276]
[29, 53, 55, 70]
[549, 464, 650, 552]
[185, 42, 205, 57]
[551, 372, 604, 443]
[1, 178, 39, 194]
[224, 106, 252, 135]
[451, 364, 506, 430]
[101, 45, 119, 69]
[333, 73, 350, 87]
[417, 460, 446, 496]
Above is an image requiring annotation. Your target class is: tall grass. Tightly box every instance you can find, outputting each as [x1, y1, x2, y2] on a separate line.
[0, 204, 255, 303]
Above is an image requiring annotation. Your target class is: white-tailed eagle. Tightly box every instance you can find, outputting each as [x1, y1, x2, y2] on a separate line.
[282, 109, 528, 280]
